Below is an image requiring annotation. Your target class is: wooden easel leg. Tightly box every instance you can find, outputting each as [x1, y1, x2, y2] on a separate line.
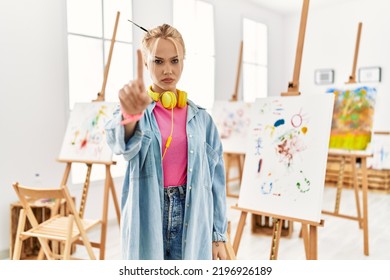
[233, 211, 248, 254]
[60, 162, 72, 186]
[301, 223, 309, 259]
[107, 168, 120, 225]
[269, 218, 283, 260]
[225, 221, 236, 260]
[361, 158, 369, 256]
[238, 154, 244, 183]
[334, 157, 346, 214]
[98, 165, 111, 260]
[308, 225, 318, 260]
[79, 164, 92, 218]
[351, 156, 363, 228]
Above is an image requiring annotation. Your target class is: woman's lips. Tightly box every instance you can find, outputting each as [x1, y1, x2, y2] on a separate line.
[162, 78, 174, 83]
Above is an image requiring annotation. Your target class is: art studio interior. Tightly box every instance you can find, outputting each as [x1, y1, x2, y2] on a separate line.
[1, 0, 389, 261]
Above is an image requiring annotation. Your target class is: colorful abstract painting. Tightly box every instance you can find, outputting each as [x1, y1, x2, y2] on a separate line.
[327, 85, 377, 150]
[212, 101, 252, 154]
[237, 94, 334, 223]
[59, 102, 118, 163]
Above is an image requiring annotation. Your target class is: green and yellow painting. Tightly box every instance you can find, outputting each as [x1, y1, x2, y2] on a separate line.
[327, 86, 377, 150]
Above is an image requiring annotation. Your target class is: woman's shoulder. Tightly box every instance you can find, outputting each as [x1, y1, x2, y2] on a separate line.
[187, 99, 213, 119]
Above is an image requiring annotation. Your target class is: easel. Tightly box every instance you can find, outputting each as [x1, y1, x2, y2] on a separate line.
[232, 0, 324, 260]
[232, 206, 323, 260]
[224, 41, 245, 198]
[322, 22, 372, 256]
[346, 22, 362, 84]
[57, 11, 121, 260]
[322, 149, 372, 256]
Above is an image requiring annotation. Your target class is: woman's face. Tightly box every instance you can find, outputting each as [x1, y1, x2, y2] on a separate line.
[146, 38, 184, 93]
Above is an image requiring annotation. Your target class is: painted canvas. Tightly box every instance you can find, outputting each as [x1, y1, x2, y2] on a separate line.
[326, 85, 377, 150]
[237, 94, 334, 223]
[212, 101, 252, 154]
[59, 102, 118, 163]
[367, 134, 390, 170]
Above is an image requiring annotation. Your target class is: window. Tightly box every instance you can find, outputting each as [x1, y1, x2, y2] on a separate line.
[173, 0, 215, 110]
[66, 0, 133, 109]
[66, 0, 133, 183]
[243, 18, 268, 102]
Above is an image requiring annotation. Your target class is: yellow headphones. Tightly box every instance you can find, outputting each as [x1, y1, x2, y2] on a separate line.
[148, 86, 187, 109]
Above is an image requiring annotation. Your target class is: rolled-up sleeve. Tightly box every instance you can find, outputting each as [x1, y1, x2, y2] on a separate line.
[105, 108, 144, 161]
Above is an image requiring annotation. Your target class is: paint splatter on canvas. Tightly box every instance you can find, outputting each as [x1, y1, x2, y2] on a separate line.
[238, 94, 334, 223]
[327, 86, 377, 150]
[212, 101, 252, 153]
[59, 102, 118, 163]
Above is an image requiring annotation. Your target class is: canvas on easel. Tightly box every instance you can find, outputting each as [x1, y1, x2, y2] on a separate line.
[58, 102, 118, 163]
[327, 85, 377, 151]
[237, 93, 334, 223]
[321, 22, 374, 256]
[367, 133, 390, 170]
[213, 100, 252, 154]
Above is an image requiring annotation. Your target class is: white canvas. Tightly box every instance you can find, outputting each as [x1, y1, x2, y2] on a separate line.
[367, 134, 390, 170]
[238, 94, 334, 223]
[212, 100, 252, 154]
[59, 102, 118, 163]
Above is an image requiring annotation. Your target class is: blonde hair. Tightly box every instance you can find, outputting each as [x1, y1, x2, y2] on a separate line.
[142, 24, 186, 60]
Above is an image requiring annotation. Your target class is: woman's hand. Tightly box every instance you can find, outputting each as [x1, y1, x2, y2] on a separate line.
[119, 49, 152, 116]
[212, 241, 227, 260]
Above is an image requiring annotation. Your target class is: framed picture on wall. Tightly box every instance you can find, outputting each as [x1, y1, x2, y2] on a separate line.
[358, 67, 382, 83]
[314, 69, 334, 85]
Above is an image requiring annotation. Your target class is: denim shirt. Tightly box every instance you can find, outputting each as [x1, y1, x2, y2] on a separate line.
[105, 99, 227, 260]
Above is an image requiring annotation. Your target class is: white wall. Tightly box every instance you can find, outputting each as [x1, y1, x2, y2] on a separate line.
[0, 0, 69, 257]
[283, 0, 390, 131]
[0, 0, 284, 258]
[209, 0, 285, 99]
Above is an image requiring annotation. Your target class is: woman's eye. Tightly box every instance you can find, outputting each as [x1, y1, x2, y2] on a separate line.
[171, 58, 179, 64]
[154, 59, 163, 64]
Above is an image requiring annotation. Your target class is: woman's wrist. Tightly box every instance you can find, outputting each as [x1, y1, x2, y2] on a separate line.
[212, 241, 225, 247]
[120, 107, 144, 125]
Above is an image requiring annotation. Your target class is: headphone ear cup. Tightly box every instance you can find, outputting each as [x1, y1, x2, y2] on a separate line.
[161, 91, 177, 109]
[147, 87, 160, 102]
[177, 90, 187, 108]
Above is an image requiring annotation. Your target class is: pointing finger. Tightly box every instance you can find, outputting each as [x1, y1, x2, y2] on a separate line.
[137, 49, 144, 81]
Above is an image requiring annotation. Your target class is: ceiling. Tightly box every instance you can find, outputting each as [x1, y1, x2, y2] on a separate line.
[249, 0, 359, 15]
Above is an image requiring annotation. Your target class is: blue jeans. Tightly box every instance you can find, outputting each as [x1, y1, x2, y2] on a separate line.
[163, 185, 186, 260]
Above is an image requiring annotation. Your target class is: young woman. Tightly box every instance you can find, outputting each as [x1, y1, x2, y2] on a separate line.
[105, 24, 227, 260]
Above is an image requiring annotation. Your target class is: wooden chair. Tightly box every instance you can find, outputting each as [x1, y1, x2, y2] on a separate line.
[12, 182, 101, 260]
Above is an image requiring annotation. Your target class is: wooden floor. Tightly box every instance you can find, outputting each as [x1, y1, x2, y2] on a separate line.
[73, 185, 390, 260]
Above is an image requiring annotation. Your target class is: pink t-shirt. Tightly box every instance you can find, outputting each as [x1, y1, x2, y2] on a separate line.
[153, 101, 188, 187]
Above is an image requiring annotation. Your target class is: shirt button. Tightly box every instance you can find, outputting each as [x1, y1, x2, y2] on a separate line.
[185, 223, 188, 227]
[189, 134, 192, 138]
[186, 204, 190, 208]
[189, 168, 192, 172]
[190, 150, 194, 154]
[188, 186, 192, 190]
